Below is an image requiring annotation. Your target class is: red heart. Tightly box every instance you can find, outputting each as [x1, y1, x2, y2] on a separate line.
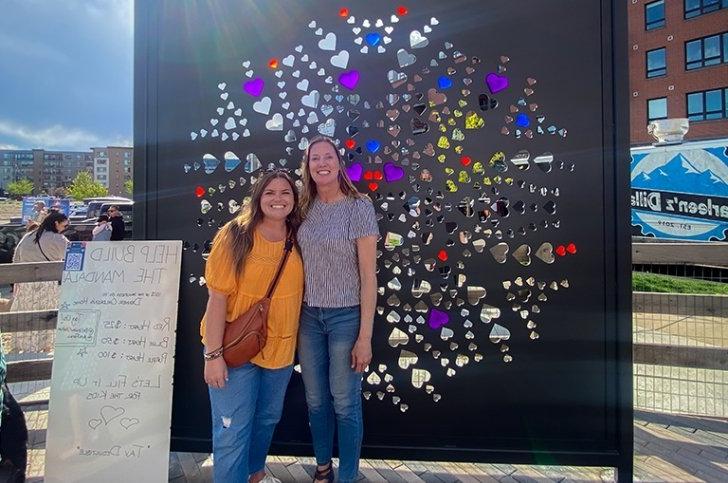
[397, 6, 408, 16]
[339, 7, 350, 17]
[555, 245, 566, 257]
[460, 155, 472, 167]
[268, 58, 278, 69]
[363, 170, 373, 180]
[345, 138, 356, 149]
[195, 186, 205, 198]
[373, 170, 383, 181]
[437, 249, 448, 262]
[368, 182, 379, 192]
[566, 243, 577, 254]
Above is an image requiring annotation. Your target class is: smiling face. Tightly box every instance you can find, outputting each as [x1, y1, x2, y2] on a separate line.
[307, 140, 341, 189]
[259, 177, 295, 222]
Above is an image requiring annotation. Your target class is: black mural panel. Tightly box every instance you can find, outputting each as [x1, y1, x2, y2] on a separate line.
[135, 0, 631, 465]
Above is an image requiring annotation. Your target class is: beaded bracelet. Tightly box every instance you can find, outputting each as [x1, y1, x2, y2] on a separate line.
[203, 347, 224, 361]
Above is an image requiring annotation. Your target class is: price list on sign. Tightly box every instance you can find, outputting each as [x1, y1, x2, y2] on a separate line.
[45, 241, 182, 483]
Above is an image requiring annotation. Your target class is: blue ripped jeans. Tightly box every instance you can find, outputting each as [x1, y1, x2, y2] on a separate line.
[298, 304, 363, 483]
[208, 362, 293, 483]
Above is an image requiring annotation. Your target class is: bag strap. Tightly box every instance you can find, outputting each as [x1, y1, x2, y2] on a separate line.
[264, 231, 294, 299]
[37, 236, 51, 262]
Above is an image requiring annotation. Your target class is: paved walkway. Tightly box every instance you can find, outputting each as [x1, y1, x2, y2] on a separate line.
[6, 404, 727, 482]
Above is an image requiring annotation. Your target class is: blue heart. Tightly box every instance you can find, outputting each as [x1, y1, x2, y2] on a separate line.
[515, 113, 530, 128]
[366, 139, 381, 153]
[365, 32, 381, 47]
[437, 75, 453, 90]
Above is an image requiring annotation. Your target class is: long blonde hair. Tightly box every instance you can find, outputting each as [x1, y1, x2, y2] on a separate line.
[213, 170, 301, 277]
[299, 135, 361, 216]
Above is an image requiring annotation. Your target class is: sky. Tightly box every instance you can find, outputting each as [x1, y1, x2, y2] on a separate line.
[0, 0, 133, 152]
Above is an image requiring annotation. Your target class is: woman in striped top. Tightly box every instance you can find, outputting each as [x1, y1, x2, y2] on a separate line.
[297, 136, 379, 483]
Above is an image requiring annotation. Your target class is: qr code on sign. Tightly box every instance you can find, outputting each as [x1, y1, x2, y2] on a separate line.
[64, 252, 84, 272]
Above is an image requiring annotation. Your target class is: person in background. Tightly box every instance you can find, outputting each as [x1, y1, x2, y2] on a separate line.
[30, 200, 47, 223]
[10, 212, 69, 352]
[108, 206, 125, 240]
[92, 214, 113, 241]
[24, 220, 39, 234]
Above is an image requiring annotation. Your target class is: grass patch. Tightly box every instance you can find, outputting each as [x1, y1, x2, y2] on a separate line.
[633, 271, 728, 295]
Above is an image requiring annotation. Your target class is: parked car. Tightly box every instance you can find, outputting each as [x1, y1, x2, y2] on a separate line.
[83, 196, 132, 221]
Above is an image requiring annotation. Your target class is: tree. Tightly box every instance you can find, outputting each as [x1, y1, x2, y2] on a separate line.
[67, 171, 108, 201]
[6, 178, 34, 198]
[124, 179, 133, 196]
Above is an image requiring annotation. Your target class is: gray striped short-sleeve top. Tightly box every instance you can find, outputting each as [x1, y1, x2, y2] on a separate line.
[298, 195, 379, 308]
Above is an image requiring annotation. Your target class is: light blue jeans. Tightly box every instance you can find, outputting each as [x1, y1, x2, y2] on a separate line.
[208, 362, 293, 483]
[298, 304, 363, 483]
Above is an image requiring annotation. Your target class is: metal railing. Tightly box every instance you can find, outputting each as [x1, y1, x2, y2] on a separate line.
[1, 250, 727, 415]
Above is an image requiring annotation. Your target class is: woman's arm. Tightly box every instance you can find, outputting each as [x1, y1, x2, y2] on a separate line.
[352, 235, 377, 372]
[203, 289, 229, 388]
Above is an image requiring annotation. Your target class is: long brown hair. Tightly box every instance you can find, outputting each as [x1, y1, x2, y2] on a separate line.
[299, 135, 361, 216]
[214, 170, 301, 277]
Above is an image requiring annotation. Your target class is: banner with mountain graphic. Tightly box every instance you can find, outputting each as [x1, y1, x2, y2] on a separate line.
[631, 143, 728, 241]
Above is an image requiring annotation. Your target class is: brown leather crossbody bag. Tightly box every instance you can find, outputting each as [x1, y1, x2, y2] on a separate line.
[219, 234, 294, 368]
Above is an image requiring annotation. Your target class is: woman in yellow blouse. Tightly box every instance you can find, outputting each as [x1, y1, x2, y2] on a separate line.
[201, 170, 304, 483]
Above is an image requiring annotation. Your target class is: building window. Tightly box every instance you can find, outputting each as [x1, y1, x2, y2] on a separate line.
[646, 48, 667, 77]
[645, 1, 666, 29]
[685, 0, 727, 18]
[687, 87, 728, 121]
[647, 97, 668, 123]
[686, 32, 728, 70]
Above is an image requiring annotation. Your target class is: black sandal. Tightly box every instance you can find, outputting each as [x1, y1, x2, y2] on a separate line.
[313, 462, 334, 483]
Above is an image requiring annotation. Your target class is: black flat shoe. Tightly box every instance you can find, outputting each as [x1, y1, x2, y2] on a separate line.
[313, 462, 334, 483]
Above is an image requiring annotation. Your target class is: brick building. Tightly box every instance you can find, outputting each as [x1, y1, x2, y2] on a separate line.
[628, 0, 728, 146]
[0, 147, 132, 196]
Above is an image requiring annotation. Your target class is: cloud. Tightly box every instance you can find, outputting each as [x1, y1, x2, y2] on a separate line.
[0, 31, 70, 64]
[0, 119, 131, 151]
[0, 144, 19, 150]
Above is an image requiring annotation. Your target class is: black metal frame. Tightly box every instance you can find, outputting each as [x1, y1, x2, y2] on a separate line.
[134, 1, 633, 480]
[644, 0, 666, 30]
[684, 32, 727, 71]
[645, 47, 667, 78]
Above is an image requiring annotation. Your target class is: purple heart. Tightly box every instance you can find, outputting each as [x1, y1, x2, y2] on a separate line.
[383, 162, 404, 182]
[428, 308, 449, 330]
[338, 70, 360, 91]
[485, 73, 509, 94]
[346, 162, 363, 182]
[243, 77, 265, 97]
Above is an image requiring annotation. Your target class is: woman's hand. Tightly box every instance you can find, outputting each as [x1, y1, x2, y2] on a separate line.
[204, 357, 228, 388]
[351, 338, 372, 373]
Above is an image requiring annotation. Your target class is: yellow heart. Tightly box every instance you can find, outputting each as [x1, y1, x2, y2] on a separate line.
[446, 180, 458, 192]
[489, 151, 505, 166]
[437, 136, 450, 149]
[454, 145, 464, 154]
[437, 154, 446, 163]
[493, 176, 502, 184]
[465, 111, 485, 129]
[447, 118, 456, 126]
[505, 177, 514, 185]
[458, 171, 471, 183]
[458, 100, 467, 108]
[453, 109, 463, 117]
[483, 177, 492, 186]
[444, 167, 454, 175]
[472, 161, 484, 174]
[439, 124, 447, 132]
